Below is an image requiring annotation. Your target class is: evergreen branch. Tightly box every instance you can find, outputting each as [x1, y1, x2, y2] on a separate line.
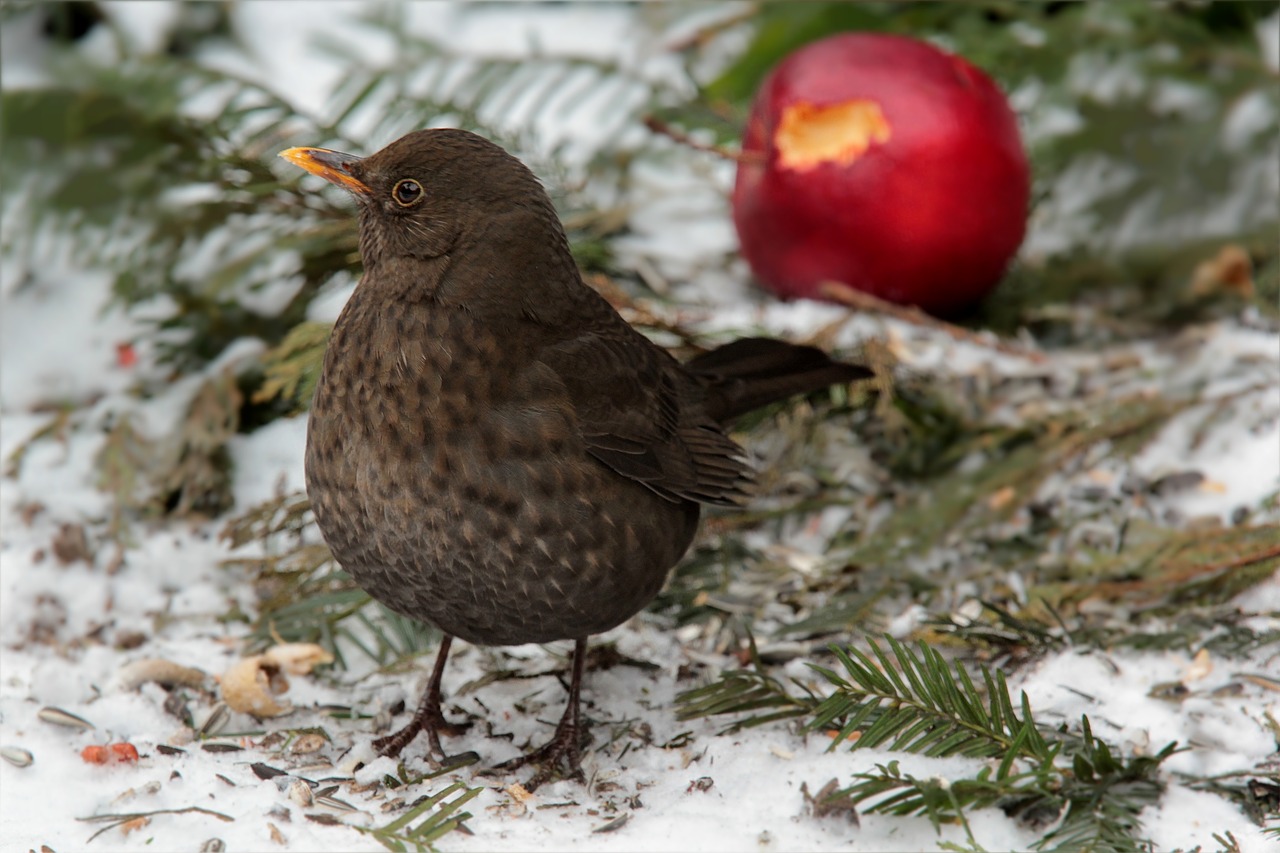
[253, 321, 333, 413]
[682, 634, 1180, 851]
[839, 717, 1175, 853]
[355, 780, 481, 852]
[675, 667, 814, 731]
[808, 637, 1056, 764]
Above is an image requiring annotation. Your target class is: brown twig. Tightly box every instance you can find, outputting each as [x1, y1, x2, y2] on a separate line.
[642, 115, 762, 165]
[664, 4, 760, 52]
[80, 806, 234, 843]
[1197, 543, 1280, 576]
[818, 281, 1047, 363]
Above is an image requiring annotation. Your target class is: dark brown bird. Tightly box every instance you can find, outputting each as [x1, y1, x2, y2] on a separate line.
[281, 129, 869, 789]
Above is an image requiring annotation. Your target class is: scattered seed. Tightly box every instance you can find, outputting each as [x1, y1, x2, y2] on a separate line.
[2, 746, 33, 768]
[1149, 681, 1190, 701]
[315, 794, 356, 812]
[216, 773, 236, 787]
[288, 778, 313, 808]
[293, 764, 336, 778]
[305, 812, 342, 825]
[685, 776, 714, 793]
[199, 840, 225, 853]
[198, 704, 230, 737]
[592, 813, 629, 833]
[201, 742, 244, 753]
[38, 706, 94, 730]
[258, 732, 287, 750]
[252, 762, 287, 780]
[437, 750, 480, 772]
[290, 733, 326, 754]
[1149, 470, 1204, 497]
[156, 744, 186, 756]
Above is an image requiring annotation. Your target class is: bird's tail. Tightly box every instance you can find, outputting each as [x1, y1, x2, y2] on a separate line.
[684, 337, 871, 424]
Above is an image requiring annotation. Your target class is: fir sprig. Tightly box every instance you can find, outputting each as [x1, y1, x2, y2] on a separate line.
[677, 635, 1180, 852]
[355, 780, 481, 853]
[808, 638, 1055, 765]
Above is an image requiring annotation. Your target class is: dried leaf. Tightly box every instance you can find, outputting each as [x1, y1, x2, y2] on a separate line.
[219, 657, 291, 717]
[118, 658, 208, 691]
[262, 642, 334, 675]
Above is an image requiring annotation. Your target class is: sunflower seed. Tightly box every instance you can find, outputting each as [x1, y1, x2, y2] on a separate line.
[37, 706, 94, 730]
[288, 778, 313, 807]
[290, 733, 326, 754]
[201, 742, 244, 753]
[593, 813, 630, 833]
[315, 794, 357, 812]
[2, 746, 33, 768]
[198, 703, 230, 737]
[252, 762, 287, 780]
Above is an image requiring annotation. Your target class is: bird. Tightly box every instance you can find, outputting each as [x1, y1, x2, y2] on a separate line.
[280, 129, 870, 790]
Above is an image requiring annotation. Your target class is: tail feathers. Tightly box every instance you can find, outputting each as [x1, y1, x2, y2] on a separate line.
[684, 337, 871, 423]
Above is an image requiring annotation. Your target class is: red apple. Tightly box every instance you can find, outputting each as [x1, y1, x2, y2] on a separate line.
[731, 32, 1029, 315]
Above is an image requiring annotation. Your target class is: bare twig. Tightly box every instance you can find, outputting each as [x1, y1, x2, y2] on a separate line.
[1194, 543, 1280, 576]
[642, 115, 763, 165]
[818, 281, 1047, 363]
[79, 806, 234, 843]
[664, 4, 760, 52]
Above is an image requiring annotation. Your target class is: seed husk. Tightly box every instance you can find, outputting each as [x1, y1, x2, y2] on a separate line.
[2, 746, 33, 768]
[38, 706, 94, 730]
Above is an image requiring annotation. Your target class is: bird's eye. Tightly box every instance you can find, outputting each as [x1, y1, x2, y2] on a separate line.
[392, 179, 423, 207]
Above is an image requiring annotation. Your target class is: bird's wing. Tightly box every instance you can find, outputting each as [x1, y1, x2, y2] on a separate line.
[540, 319, 752, 507]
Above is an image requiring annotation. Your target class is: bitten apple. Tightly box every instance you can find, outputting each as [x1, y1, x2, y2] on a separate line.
[732, 32, 1029, 315]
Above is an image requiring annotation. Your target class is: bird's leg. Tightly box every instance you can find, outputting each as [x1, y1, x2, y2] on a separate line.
[372, 635, 472, 760]
[488, 638, 589, 791]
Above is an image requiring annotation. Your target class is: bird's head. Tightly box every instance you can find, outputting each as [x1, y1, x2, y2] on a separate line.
[281, 129, 554, 269]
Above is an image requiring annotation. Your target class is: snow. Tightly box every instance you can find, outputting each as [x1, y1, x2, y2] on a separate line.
[2, 3, 1278, 852]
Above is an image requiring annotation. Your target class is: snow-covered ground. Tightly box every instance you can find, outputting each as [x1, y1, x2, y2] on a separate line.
[2, 4, 1277, 852]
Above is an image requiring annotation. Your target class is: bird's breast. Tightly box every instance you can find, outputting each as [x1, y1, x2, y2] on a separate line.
[302, 300, 699, 645]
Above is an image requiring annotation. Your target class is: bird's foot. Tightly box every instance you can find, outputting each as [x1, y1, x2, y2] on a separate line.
[373, 701, 474, 766]
[483, 716, 589, 791]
